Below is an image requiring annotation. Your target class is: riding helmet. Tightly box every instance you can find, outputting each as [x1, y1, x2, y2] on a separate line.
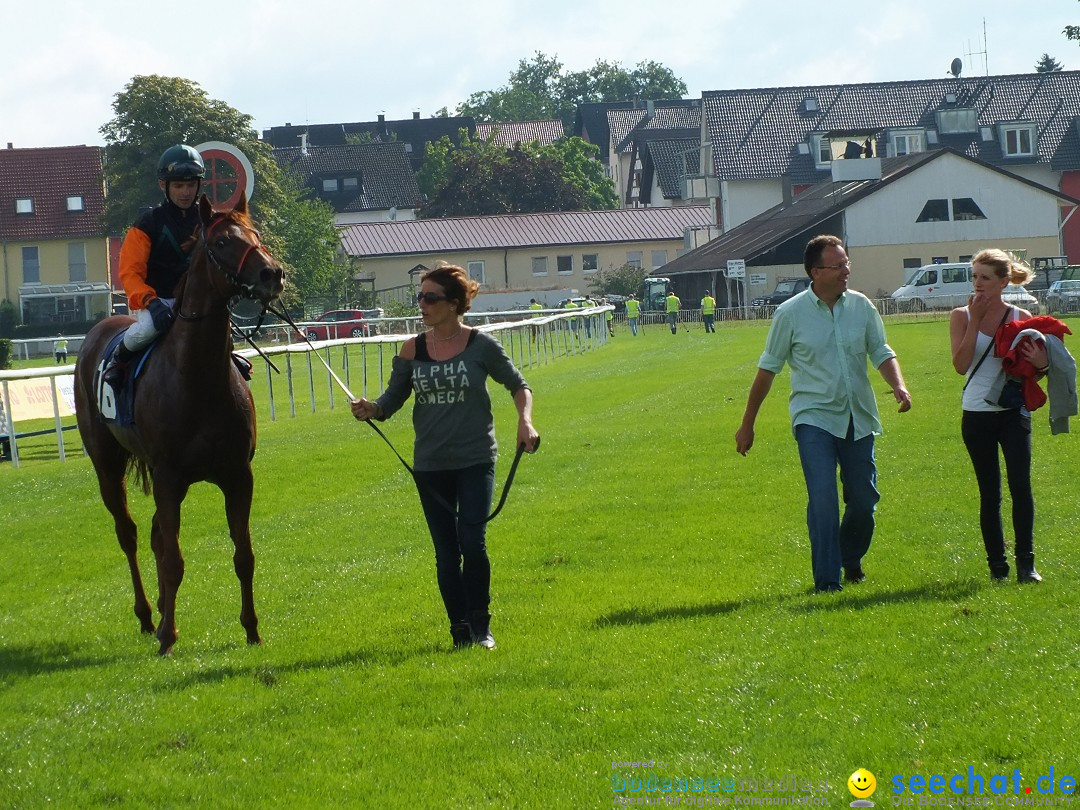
[157, 144, 206, 181]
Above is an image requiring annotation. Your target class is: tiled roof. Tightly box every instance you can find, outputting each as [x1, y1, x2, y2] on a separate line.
[475, 120, 565, 147]
[607, 102, 701, 154]
[263, 117, 475, 172]
[572, 101, 635, 157]
[339, 205, 712, 257]
[273, 142, 421, 213]
[642, 134, 701, 200]
[0, 145, 106, 241]
[704, 71, 1080, 184]
[658, 149, 1080, 277]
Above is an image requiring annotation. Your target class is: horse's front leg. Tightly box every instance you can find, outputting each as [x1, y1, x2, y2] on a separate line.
[222, 466, 261, 645]
[150, 476, 189, 656]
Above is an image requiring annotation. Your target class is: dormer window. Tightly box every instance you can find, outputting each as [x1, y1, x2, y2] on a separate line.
[811, 133, 831, 166]
[322, 178, 339, 192]
[1000, 123, 1035, 157]
[937, 107, 978, 134]
[801, 97, 820, 113]
[889, 129, 925, 157]
[342, 176, 359, 191]
[15, 197, 33, 214]
[66, 195, 84, 212]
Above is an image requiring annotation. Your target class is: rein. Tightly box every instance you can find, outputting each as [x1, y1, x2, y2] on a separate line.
[267, 302, 535, 525]
[178, 214, 271, 322]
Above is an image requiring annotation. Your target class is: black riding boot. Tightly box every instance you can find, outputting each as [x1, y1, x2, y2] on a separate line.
[469, 610, 496, 650]
[103, 343, 136, 388]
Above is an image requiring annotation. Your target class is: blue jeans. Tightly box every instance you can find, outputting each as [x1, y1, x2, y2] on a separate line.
[414, 463, 496, 622]
[794, 422, 880, 590]
[667, 312, 678, 333]
[703, 314, 715, 332]
[628, 318, 639, 336]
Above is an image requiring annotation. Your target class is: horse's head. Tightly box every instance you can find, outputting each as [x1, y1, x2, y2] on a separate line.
[198, 194, 285, 306]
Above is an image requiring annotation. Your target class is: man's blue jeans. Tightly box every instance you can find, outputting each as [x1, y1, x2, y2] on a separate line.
[628, 317, 639, 336]
[794, 422, 879, 590]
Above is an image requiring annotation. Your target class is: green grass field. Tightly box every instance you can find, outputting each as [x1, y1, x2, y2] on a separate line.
[2, 316, 1078, 808]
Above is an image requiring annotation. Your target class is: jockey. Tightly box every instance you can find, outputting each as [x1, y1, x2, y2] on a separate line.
[103, 144, 205, 388]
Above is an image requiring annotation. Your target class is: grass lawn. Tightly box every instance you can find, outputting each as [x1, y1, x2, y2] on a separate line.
[1, 316, 1078, 808]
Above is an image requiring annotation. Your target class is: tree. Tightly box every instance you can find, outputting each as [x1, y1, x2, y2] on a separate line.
[587, 262, 649, 298]
[274, 171, 348, 303]
[417, 132, 616, 218]
[1035, 53, 1064, 72]
[99, 75, 340, 307]
[454, 52, 687, 130]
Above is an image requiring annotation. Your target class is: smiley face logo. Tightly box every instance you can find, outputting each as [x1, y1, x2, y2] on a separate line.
[848, 769, 877, 799]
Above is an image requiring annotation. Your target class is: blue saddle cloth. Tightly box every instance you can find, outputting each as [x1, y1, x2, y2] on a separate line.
[97, 330, 155, 428]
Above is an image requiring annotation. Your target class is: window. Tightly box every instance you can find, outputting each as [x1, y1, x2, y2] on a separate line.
[66, 195, 85, 212]
[16, 197, 33, 214]
[932, 256, 949, 265]
[1001, 124, 1035, 157]
[936, 108, 977, 134]
[959, 254, 973, 263]
[903, 258, 922, 270]
[321, 178, 339, 192]
[22, 246, 40, 283]
[951, 198, 986, 221]
[916, 199, 949, 222]
[915, 269, 938, 287]
[582, 254, 599, 273]
[891, 130, 924, 156]
[342, 177, 359, 191]
[651, 250, 668, 270]
[626, 251, 643, 269]
[557, 255, 573, 275]
[941, 265, 969, 284]
[68, 243, 87, 282]
[467, 261, 485, 285]
[531, 257, 548, 276]
[811, 134, 831, 166]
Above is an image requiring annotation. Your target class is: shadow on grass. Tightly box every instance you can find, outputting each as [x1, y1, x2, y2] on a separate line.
[594, 579, 979, 627]
[0, 641, 120, 682]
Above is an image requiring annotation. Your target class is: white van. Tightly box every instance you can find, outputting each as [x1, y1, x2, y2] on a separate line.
[891, 262, 972, 310]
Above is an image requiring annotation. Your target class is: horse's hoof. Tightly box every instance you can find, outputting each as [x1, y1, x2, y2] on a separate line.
[139, 621, 156, 635]
[157, 644, 175, 657]
[246, 634, 262, 646]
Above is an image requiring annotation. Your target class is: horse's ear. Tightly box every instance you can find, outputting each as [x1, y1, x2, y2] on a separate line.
[198, 194, 214, 226]
[233, 193, 248, 216]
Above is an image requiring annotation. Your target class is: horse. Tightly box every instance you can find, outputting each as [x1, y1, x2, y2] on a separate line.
[74, 194, 284, 655]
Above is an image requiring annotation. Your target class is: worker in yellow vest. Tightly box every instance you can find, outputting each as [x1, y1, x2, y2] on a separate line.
[625, 294, 641, 336]
[701, 290, 716, 333]
[665, 291, 681, 335]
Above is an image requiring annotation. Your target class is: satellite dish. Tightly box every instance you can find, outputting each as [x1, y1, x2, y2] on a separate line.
[948, 57, 963, 78]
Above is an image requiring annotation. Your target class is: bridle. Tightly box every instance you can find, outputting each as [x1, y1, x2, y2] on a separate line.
[178, 214, 274, 322]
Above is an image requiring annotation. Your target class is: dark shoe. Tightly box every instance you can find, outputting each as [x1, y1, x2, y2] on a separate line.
[844, 565, 865, 584]
[469, 611, 496, 650]
[989, 562, 1011, 582]
[815, 583, 842, 593]
[1017, 568, 1043, 584]
[450, 621, 473, 649]
[102, 359, 129, 388]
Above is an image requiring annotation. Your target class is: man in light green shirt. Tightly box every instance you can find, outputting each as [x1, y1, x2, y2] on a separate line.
[665, 291, 681, 335]
[735, 235, 911, 593]
[701, 290, 716, 333]
[625, 294, 641, 336]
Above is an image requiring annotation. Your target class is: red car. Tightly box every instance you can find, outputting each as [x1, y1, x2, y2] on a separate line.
[303, 309, 371, 340]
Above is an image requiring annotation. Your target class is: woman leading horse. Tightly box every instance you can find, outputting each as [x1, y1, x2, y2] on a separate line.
[75, 193, 284, 655]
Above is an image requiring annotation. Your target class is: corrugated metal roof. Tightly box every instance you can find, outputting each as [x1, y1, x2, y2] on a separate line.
[339, 206, 712, 257]
[475, 120, 565, 147]
[704, 71, 1080, 184]
[0, 145, 106, 241]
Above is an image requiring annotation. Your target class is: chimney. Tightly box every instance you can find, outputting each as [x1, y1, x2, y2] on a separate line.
[6, 143, 12, 149]
[300, 132, 309, 156]
[782, 176, 793, 206]
[413, 111, 420, 120]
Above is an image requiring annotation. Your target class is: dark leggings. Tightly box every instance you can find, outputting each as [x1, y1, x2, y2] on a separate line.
[961, 409, 1034, 567]
[413, 463, 496, 623]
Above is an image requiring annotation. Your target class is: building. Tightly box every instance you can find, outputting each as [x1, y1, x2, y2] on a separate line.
[475, 120, 565, 148]
[338, 206, 712, 306]
[656, 148, 1080, 306]
[0, 144, 112, 325]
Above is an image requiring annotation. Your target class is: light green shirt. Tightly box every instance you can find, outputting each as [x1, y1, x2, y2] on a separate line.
[701, 296, 715, 315]
[758, 286, 896, 440]
[665, 294, 680, 314]
[625, 299, 641, 318]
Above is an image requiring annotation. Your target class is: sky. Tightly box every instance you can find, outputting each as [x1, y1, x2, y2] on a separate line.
[3, 0, 1078, 149]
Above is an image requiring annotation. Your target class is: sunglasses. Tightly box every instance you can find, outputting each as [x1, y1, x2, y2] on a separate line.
[416, 291, 449, 304]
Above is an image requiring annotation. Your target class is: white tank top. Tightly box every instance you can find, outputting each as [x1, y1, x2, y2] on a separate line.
[961, 307, 1017, 412]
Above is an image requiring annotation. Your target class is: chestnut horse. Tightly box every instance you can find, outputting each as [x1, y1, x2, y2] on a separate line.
[75, 194, 284, 655]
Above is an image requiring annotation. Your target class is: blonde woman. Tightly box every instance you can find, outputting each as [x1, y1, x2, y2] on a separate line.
[949, 249, 1048, 583]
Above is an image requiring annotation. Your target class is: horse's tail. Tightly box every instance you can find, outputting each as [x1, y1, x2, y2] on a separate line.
[126, 457, 152, 496]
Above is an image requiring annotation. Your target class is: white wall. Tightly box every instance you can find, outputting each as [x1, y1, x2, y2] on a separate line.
[721, 179, 783, 230]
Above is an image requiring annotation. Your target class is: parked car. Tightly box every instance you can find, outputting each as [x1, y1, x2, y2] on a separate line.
[303, 309, 370, 340]
[751, 276, 810, 306]
[1002, 284, 1040, 314]
[1046, 279, 1080, 313]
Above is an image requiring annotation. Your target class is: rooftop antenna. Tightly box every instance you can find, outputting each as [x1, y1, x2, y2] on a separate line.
[964, 18, 989, 76]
